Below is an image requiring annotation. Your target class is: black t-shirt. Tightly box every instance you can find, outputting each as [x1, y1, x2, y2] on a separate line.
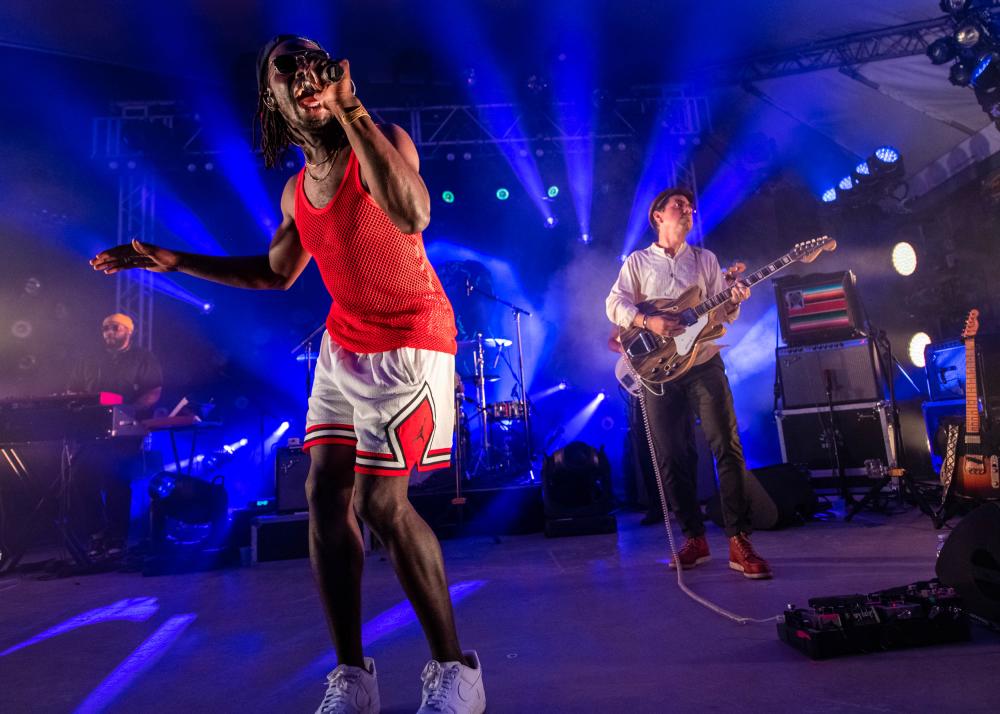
[68, 346, 163, 415]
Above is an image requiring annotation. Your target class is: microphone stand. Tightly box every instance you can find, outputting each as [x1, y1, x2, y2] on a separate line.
[291, 323, 326, 401]
[822, 368, 855, 512]
[466, 281, 534, 466]
[846, 327, 936, 521]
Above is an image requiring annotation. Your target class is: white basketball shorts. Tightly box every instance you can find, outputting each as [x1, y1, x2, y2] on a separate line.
[303, 332, 455, 477]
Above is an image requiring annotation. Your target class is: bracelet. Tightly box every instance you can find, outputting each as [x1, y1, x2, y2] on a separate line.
[341, 105, 370, 125]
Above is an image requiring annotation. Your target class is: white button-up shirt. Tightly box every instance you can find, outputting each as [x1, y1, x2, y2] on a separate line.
[605, 241, 737, 366]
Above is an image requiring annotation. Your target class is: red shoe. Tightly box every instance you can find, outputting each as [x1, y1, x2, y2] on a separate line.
[669, 535, 711, 569]
[728, 534, 772, 579]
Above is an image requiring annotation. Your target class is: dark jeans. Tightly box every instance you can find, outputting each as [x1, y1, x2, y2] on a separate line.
[643, 354, 751, 538]
[73, 439, 144, 543]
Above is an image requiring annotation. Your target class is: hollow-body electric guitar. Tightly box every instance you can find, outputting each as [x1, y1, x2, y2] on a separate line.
[615, 236, 837, 396]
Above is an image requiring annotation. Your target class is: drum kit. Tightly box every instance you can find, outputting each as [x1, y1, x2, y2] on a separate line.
[456, 333, 532, 481]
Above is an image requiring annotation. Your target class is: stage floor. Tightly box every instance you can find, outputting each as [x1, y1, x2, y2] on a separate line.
[2, 507, 998, 713]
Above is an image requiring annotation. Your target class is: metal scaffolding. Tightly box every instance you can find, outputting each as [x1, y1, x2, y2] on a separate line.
[699, 16, 956, 85]
[114, 170, 155, 351]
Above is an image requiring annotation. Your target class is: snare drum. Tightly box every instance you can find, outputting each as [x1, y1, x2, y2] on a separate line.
[487, 400, 525, 420]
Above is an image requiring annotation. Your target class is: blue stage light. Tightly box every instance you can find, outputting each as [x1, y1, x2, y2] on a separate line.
[874, 146, 900, 164]
[547, 185, 560, 198]
[442, 190, 455, 204]
[544, 216, 558, 228]
[821, 188, 837, 203]
[496, 188, 510, 201]
[855, 161, 870, 176]
[580, 232, 591, 243]
[150, 473, 177, 499]
[838, 177, 854, 191]
[201, 303, 214, 314]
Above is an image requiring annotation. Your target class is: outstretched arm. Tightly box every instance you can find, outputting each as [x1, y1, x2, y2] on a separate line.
[91, 176, 311, 290]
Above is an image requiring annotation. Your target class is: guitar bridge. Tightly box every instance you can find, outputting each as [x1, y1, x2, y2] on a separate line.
[624, 331, 658, 358]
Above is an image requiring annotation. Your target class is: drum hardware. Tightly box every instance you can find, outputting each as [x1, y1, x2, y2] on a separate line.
[291, 322, 327, 400]
[465, 278, 534, 478]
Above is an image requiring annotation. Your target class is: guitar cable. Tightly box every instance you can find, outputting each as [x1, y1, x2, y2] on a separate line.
[627, 358, 780, 625]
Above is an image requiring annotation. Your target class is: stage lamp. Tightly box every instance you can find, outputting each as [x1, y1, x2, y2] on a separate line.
[496, 188, 510, 201]
[972, 52, 996, 86]
[873, 146, 900, 164]
[891, 242, 917, 276]
[201, 302, 214, 314]
[940, 0, 970, 13]
[950, 61, 973, 86]
[855, 160, 871, 177]
[955, 21, 982, 49]
[580, 232, 591, 244]
[544, 216, 558, 228]
[541, 441, 614, 523]
[148, 472, 228, 525]
[927, 36, 958, 65]
[442, 190, 455, 204]
[908, 332, 932, 368]
[821, 188, 837, 203]
[837, 176, 854, 191]
[546, 185, 560, 198]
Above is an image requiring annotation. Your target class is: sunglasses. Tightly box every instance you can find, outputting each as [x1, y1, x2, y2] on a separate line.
[271, 49, 330, 76]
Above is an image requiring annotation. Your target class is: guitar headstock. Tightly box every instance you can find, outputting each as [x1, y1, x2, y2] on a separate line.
[962, 309, 980, 340]
[791, 235, 837, 264]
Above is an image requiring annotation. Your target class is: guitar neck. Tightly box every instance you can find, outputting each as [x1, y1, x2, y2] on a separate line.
[694, 252, 796, 317]
[966, 336, 980, 435]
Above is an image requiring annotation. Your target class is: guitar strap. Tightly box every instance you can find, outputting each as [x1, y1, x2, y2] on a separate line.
[939, 421, 961, 508]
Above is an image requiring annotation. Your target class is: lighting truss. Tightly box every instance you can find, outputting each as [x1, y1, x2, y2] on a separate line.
[92, 91, 710, 163]
[700, 16, 960, 85]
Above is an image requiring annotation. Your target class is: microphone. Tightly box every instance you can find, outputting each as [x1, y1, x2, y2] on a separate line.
[320, 59, 345, 84]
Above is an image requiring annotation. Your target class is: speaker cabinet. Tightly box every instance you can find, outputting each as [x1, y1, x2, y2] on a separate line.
[936, 502, 1000, 623]
[705, 463, 816, 530]
[776, 401, 896, 490]
[275, 446, 310, 513]
[777, 338, 883, 409]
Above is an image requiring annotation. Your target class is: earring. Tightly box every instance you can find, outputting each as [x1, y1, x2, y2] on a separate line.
[263, 90, 276, 111]
[350, 80, 357, 96]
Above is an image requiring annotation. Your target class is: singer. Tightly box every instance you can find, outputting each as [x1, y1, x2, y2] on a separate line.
[90, 34, 484, 714]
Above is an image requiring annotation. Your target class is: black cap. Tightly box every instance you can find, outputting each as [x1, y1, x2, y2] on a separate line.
[647, 187, 695, 229]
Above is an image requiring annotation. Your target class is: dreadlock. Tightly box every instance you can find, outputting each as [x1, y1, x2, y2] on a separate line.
[255, 90, 293, 169]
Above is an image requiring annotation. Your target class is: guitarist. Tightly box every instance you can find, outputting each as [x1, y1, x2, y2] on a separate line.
[605, 187, 772, 579]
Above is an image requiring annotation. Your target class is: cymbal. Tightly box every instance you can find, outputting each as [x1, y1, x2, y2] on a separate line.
[457, 337, 512, 348]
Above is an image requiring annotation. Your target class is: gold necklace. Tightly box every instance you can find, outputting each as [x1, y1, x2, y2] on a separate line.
[305, 145, 342, 181]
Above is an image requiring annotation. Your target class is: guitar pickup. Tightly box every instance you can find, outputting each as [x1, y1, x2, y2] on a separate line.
[624, 331, 658, 358]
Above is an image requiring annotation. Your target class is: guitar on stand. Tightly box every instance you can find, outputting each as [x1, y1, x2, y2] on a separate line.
[615, 236, 837, 396]
[940, 309, 1000, 507]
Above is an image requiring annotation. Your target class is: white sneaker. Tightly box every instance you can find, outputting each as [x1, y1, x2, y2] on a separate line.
[316, 657, 380, 714]
[416, 650, 485, 714]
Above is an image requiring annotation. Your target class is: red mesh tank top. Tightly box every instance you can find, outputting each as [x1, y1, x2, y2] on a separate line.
[294, 151, 457, 355]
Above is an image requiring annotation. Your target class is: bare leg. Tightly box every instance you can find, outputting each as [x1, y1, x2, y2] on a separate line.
[306, 444, 365, 668]
[355, 473, 465, 664]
